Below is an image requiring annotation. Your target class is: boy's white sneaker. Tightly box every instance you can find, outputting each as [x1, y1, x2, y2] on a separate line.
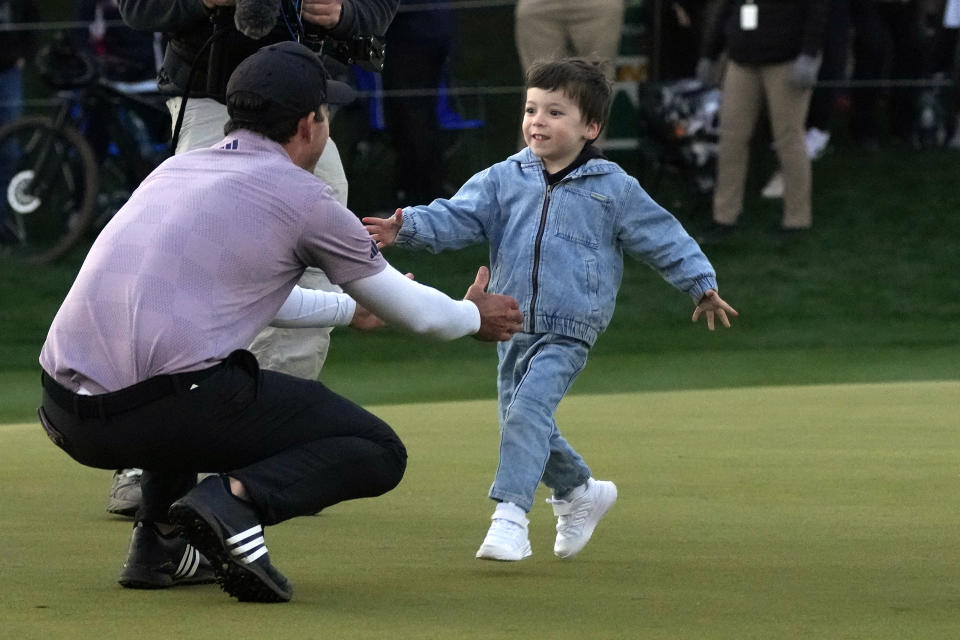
[547, 478, 617, 559]
[475, 502, 532, 561]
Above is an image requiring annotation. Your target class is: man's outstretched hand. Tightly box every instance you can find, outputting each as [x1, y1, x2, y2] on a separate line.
[691, 289, 738, 330]
[464, 266, 523, 341]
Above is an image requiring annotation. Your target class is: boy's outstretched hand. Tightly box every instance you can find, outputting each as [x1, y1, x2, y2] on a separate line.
[464, 266, 524, 341]
[692, 289, 738, 330]
[362, 208, 403, 249]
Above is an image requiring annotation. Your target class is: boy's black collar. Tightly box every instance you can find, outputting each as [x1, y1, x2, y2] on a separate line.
[543, 142, 606, 186]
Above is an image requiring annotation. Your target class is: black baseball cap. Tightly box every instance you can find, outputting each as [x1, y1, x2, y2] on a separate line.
[226, 41, 356, 121]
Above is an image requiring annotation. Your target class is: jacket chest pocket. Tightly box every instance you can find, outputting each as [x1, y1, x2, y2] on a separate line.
[551, 187, 613, 249]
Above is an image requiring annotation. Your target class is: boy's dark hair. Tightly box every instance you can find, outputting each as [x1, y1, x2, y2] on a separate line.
[223, 90, 323, 143]
[524, 57, 612, 134]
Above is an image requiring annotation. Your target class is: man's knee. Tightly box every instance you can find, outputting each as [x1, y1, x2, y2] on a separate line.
[361, 435, 407, 499]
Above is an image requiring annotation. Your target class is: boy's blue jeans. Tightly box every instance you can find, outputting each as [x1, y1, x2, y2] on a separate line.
[489, 332, 592, 512]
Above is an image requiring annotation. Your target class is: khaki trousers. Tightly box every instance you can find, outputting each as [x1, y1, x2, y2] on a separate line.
[514, 0, 625, 70]
[167, 97, 345, 379]
[713, 60, 813, 230]
[514, 0, 625, 148]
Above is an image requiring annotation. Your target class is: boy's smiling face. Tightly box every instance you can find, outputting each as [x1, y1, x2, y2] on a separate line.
[523, 87, 600, 174]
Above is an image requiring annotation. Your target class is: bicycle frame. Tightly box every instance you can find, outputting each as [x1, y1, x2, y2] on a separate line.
[14, 93, 76, 210]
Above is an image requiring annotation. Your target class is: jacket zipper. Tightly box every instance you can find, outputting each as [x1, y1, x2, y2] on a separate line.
[529, 183, 553, 333]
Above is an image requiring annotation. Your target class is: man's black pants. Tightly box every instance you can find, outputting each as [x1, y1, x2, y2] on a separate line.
[39, 350, 407, 525]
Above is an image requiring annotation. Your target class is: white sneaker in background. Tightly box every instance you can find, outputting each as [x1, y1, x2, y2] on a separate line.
[475, 502, 532, 561]
[762, 128, 829, 200]
[547, 478, 618, 559]
[805, 127, 831, 160]
[106, 468, 144, 517]
[761, 170, 785, 199]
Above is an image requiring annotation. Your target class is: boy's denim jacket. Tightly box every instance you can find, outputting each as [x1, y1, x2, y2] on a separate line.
[397, 148, 718, 346]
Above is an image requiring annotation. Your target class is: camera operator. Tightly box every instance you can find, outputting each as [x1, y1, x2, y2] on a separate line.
[118, 1, 394, 199]
[108, 0, 398, 517]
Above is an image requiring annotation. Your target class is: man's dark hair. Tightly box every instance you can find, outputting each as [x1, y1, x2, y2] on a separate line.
[223, 90, 323, 143]
[524, 58, 612, 135]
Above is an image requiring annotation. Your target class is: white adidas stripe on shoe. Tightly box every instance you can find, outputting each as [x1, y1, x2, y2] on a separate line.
[168, 475, 293, 602]
[226, 524, 269, 564]
[175, 544, 202, 579]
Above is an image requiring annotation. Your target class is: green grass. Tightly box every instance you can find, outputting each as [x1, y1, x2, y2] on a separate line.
[2, 381, 958, 639]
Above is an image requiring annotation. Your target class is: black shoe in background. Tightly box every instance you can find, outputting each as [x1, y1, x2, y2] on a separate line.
[774, 225, 810, 247]
[696, 222, 737, 246]
[118, 521, 215, 589]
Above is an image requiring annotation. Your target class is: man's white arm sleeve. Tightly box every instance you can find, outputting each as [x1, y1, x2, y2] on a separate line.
[343, 264, 481, 340]
[270, 285, 357, 328]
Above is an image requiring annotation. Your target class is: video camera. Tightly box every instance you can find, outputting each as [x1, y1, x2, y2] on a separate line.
[303, 33, 385, 72]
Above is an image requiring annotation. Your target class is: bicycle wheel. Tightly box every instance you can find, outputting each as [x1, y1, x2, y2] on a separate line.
[0, 115, 99, 263]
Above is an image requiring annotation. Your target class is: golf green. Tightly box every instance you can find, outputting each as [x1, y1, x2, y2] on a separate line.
[2, 380, 957, 639]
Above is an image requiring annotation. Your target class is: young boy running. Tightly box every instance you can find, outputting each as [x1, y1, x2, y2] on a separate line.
[363, 58, 737, 561]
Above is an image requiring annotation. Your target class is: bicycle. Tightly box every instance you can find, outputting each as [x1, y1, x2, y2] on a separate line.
[0, 31, 170, 263]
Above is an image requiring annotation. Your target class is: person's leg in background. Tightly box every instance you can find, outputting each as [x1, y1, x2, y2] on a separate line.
[763, 0, 850, 198]
[514, 0, 568, 149]
[514, 0, 626, 145]
[565, 0, 625, 148]
[564, 0, 625, 66]
[763, 62, 814, 231]
[515, 0, 569, 72]
[711, 60, 765, 229]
